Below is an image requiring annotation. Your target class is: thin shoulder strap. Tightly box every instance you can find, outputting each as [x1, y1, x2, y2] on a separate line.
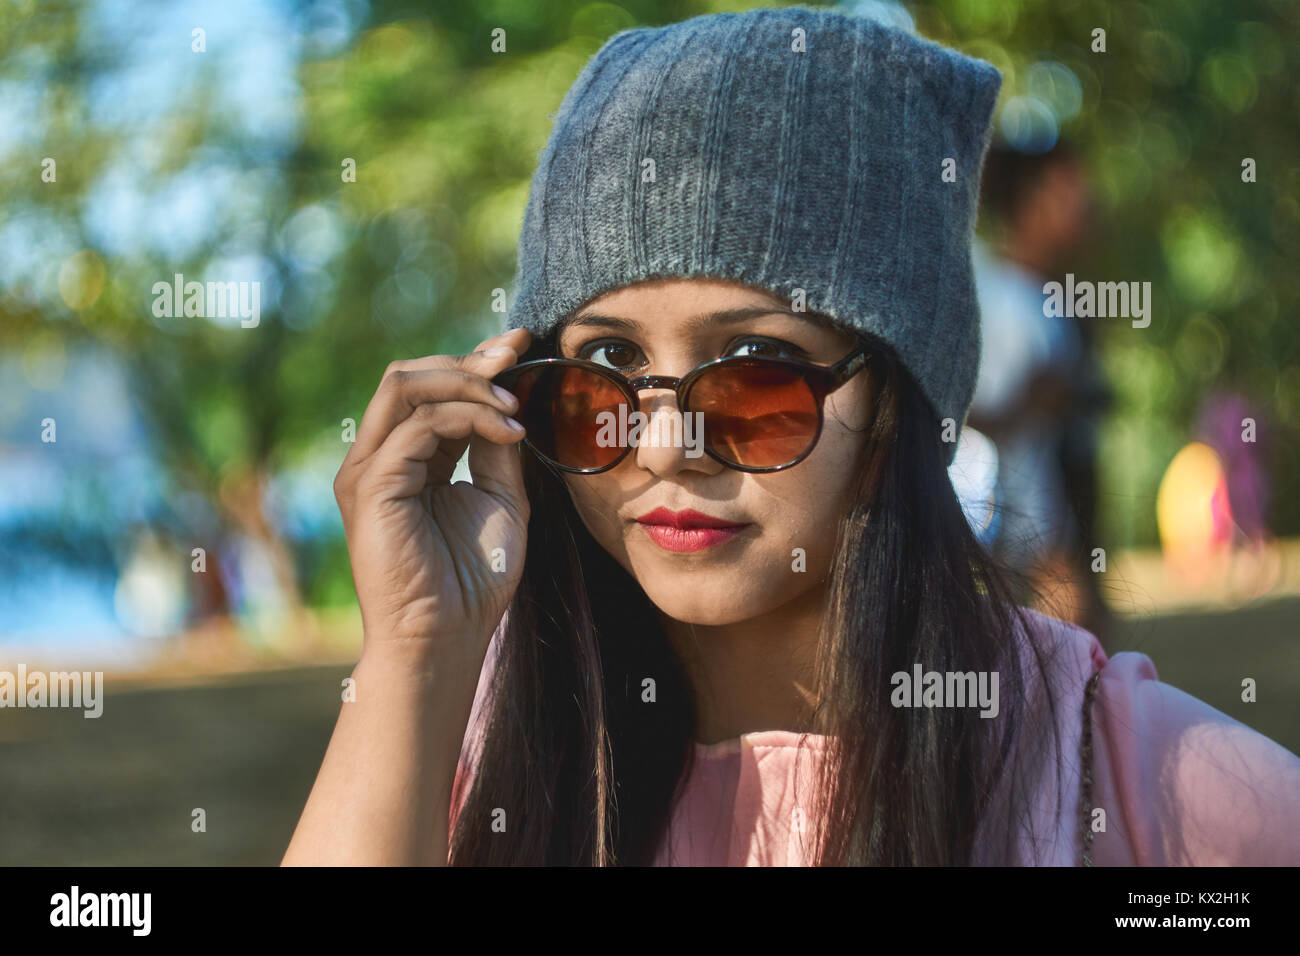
[1077, 669, 1103, 867]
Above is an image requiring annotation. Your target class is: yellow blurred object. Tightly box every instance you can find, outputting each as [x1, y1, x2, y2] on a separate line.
[57, 249, 106, 310]
[1156, 442, 1233, 583]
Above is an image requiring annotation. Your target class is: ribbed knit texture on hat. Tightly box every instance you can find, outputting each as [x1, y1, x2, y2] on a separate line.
[506, 5, 1002, 461]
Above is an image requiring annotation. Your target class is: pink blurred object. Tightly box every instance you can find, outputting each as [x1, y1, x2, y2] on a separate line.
[1195, 391, 1270, 542]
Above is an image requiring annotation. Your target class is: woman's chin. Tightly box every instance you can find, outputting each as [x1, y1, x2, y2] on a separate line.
[644, 597, 757, 627]
[636, 575, 798, 627]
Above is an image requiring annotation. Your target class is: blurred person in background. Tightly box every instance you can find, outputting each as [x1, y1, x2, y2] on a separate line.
[969, 141, 1113, 641]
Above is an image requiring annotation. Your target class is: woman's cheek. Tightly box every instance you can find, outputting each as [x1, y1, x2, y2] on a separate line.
[563, 480, 632, 564]
[775, 453, 859, 576]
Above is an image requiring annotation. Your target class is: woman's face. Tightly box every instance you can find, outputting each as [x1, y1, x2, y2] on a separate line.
[556, 277, 876, 626]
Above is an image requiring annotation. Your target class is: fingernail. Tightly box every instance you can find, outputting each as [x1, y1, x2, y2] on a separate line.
[492, 385, 517, 406]
[485, 346, 512, 358]
[506, 417, 524, 431]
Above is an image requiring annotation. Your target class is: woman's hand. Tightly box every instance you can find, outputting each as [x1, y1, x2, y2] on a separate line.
[284, 329, 533, 866]
[333, 327, 533, 657]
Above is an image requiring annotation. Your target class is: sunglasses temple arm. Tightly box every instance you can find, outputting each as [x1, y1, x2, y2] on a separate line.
[828, 348, 870, 389]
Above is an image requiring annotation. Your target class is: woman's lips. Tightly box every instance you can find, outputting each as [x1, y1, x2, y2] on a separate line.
[634, 507, 749, 553]
[638, 524, 744, 552]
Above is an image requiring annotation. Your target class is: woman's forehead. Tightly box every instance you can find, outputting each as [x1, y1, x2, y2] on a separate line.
[560, 279, 847, 338]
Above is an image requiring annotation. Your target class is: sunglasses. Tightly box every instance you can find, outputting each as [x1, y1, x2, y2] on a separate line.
[491, 340, 872, 474]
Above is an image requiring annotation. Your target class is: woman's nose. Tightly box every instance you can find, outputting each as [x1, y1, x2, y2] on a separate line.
[631, 390, 720, 477]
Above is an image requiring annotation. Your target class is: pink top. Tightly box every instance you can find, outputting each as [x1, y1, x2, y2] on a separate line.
[450, 609, 1300, 865]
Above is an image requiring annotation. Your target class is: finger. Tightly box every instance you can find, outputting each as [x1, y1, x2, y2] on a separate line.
[346, 354, 522, 464]
[356, 401, 525, 502]
[470, 326, 532, 356]
[390, 327, 531, 377]
[375, 327, 531, 376]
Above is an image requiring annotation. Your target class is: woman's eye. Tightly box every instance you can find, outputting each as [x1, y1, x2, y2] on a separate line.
[725, 337, 805, 360]
[580, 340, 644, 371]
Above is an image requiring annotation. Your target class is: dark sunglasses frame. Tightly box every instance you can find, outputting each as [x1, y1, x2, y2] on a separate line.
[491, 339, 873, 474]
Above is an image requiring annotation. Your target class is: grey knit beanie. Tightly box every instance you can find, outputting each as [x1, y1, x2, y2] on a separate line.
[506, 5, 1002, 461]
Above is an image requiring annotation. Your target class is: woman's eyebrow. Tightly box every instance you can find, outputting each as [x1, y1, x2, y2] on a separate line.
[565, 306, 809, 334]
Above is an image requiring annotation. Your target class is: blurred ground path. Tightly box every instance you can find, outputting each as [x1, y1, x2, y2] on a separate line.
[0, 662, 352, 865]
[1, 593, 1298, 865]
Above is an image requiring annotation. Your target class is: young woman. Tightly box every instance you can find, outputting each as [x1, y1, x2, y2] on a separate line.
[283, 7, 1300, 866]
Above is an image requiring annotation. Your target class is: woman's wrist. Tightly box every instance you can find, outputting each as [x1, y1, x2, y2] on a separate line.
[350, 644, 476, 806]
[357, 626, 491, 685]
[357, 634, 486, 758]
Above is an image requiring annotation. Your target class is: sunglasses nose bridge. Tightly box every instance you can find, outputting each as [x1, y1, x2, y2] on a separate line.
[624, 374, 685, 410]
[626, 374, 682, 392]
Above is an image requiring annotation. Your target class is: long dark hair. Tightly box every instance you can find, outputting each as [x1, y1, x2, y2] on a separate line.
[449, 331, 1068, 865]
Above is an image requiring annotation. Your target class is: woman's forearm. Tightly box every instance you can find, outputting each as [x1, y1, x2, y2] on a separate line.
[281, 641, 477, 866]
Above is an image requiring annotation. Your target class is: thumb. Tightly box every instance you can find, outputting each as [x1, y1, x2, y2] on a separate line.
[465, 430, 530, 523]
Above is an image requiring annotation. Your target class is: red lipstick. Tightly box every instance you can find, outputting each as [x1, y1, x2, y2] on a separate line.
[634, 507, 749, 553]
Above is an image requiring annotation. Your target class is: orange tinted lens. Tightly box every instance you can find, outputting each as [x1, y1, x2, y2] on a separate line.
[512, 365, 628, 470]
[689, 364, 819, 468]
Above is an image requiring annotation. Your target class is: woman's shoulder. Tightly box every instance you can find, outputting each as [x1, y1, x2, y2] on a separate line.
[1016, 606, 1300, 865]
[1011, 605, 1107, 680]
